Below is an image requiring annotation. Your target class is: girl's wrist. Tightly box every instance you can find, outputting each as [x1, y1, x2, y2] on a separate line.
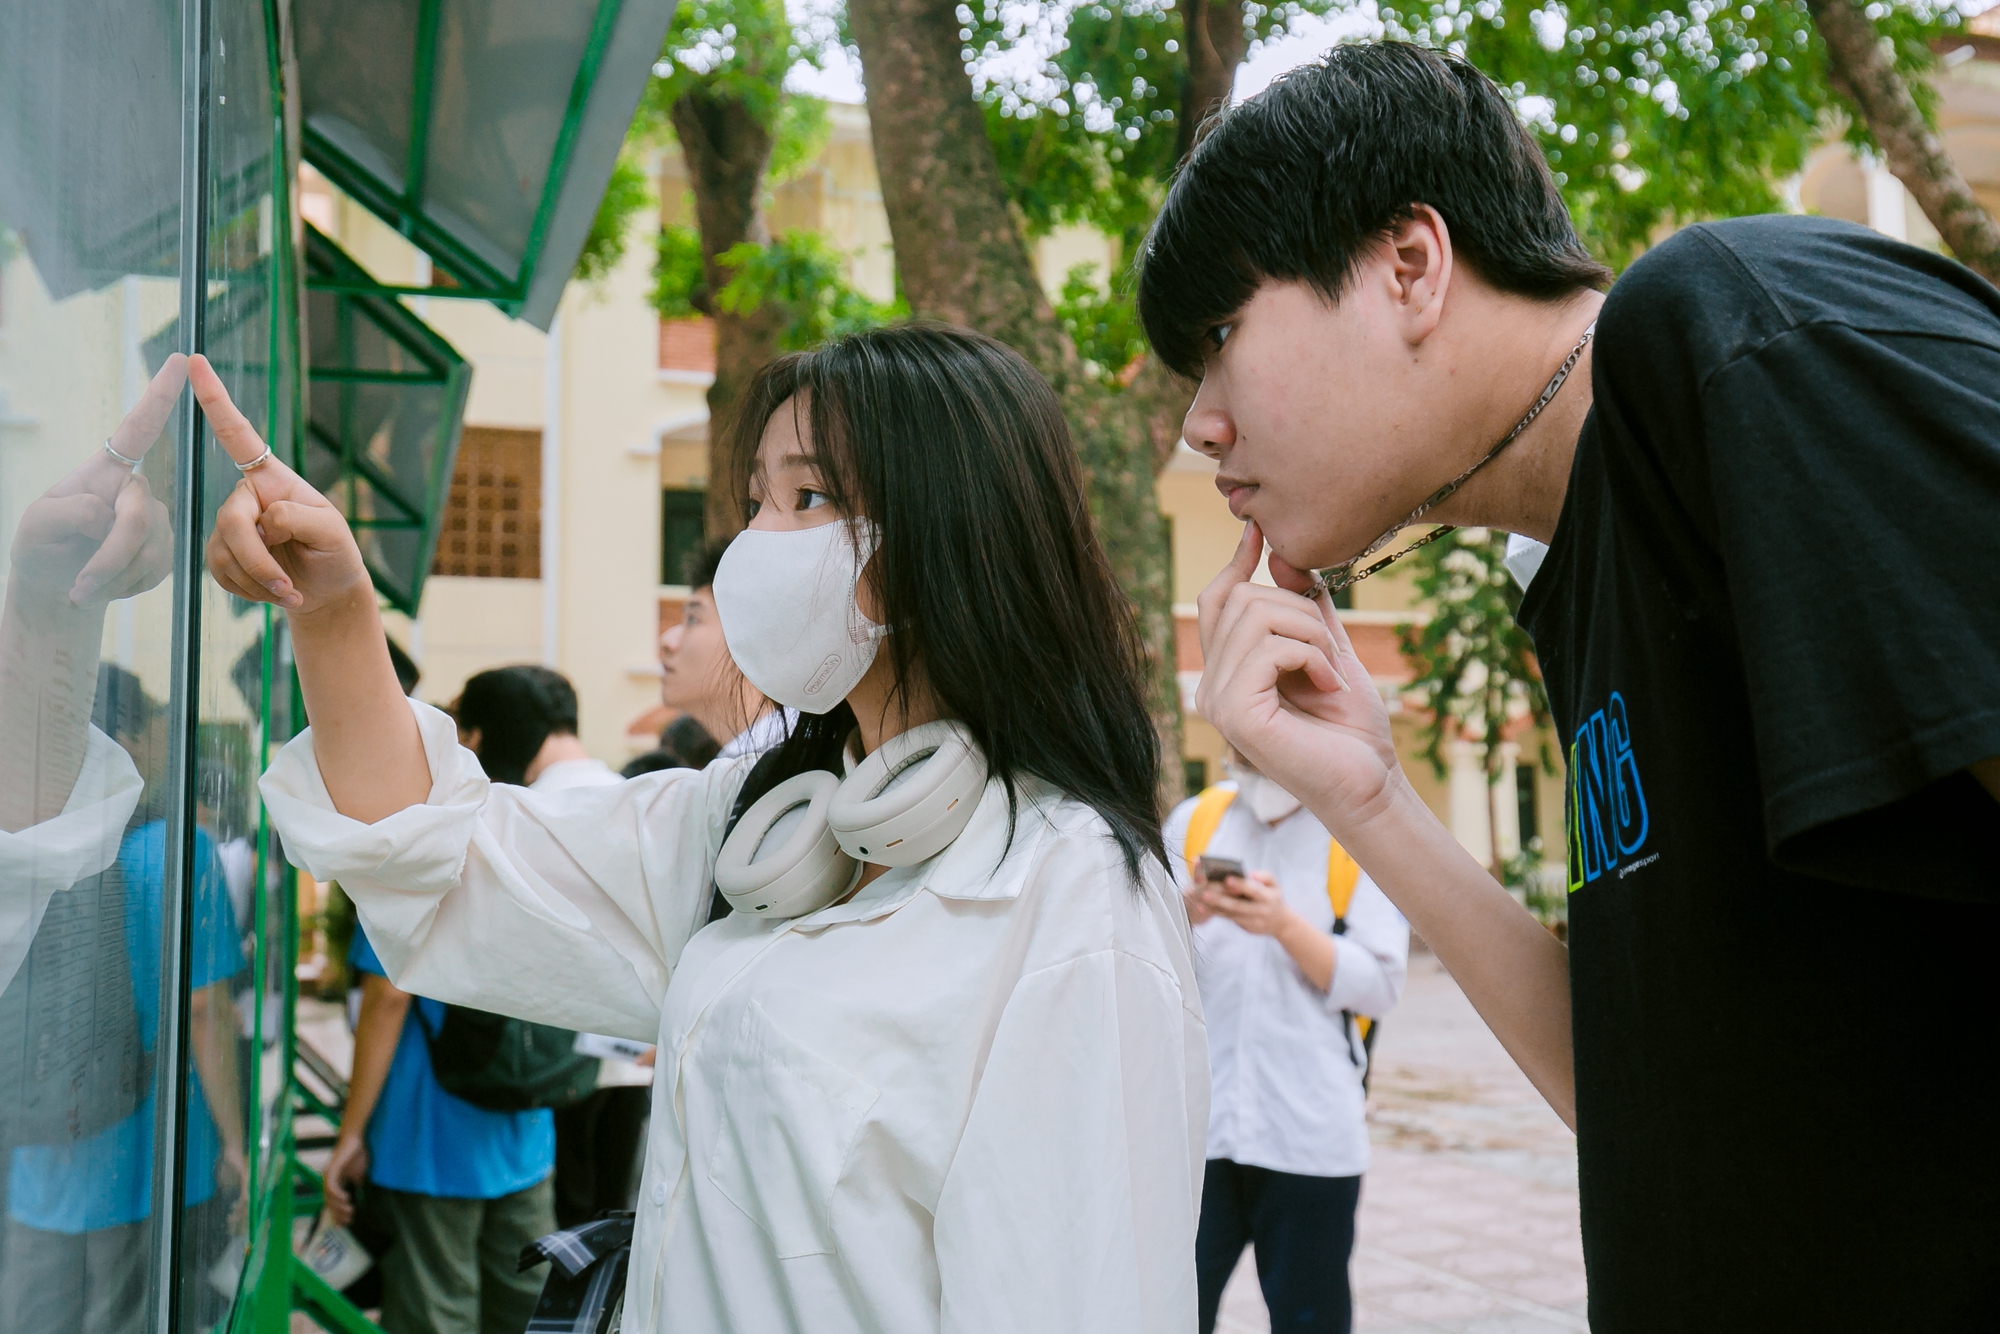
[289, 578, 378, 632]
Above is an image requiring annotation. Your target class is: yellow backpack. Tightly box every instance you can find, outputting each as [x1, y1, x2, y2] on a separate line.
[1183, 784, 1377, 1050]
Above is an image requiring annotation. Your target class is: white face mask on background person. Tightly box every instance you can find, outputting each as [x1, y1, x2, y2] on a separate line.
[713, 519, 888, 714]
[1224, 759, 1302, 825]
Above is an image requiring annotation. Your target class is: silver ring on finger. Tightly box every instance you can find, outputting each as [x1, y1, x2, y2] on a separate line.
[103, 438, 144, 468]
[233, 446, 274, 473]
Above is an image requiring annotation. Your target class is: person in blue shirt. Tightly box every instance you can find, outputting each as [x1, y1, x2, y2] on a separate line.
[325, 929, 556, 1334]
[1, 666, 245, 1334]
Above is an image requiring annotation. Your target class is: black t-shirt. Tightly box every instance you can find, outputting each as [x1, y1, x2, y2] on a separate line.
[1518, 215, 2000, 1331]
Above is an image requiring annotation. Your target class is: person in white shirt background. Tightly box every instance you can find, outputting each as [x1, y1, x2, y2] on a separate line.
[454, 666, 622, 793]
[1166, 753, 1408, 1334]
[450, 665, 651, 1233]
[192, 324, 1206, 1334]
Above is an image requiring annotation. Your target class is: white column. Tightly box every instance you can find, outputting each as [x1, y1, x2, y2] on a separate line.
[1447, 738, 1495, 868]
[1491, 741, 1523, 863]
[1865, 157, 1909, 241]
[541, 311, 562, 668]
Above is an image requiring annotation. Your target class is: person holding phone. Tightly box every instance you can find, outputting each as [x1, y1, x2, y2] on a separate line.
[1167, 756, 1406, 1334]
[192, 325, 1204, 1334]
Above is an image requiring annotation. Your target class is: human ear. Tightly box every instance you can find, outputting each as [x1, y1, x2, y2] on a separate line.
[1384, 205, 1453, 348]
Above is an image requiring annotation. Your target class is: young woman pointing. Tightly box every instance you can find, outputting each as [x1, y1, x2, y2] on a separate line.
[193, 325, 1205, 1334]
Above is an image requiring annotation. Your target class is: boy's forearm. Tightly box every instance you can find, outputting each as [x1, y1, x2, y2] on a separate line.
[188, 982, 245, 1155]
[1326, 772, 1576, 1127]
[1274, 911, 1337, 992]
[339, 977, 410, 1145]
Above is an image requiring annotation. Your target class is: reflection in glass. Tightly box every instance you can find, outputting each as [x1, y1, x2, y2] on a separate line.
[0, 308, 185, 1334]
[0, 1, 189, 1321]
[1, 0, 282, 1328]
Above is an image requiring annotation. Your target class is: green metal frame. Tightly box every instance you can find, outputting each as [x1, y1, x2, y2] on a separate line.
[298, 0, 625, 318]
[300, 223, 471, 616]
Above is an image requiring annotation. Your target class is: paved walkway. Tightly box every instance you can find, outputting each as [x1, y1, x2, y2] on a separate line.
[1215, 950, 1590, 1333]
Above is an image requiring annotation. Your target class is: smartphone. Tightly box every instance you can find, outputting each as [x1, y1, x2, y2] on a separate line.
[1197, 855, 1245, 884]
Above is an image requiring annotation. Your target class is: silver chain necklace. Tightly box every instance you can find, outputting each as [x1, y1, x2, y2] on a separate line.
[1314, 320, 1596, 598]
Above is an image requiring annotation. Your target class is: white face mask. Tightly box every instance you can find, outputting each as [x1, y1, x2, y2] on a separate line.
[1224, 760, 1302, 825]
[712, 519, 888, 714]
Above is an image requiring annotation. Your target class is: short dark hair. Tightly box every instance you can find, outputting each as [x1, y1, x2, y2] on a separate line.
[724, 324, 1167, 876]
[684, 537, 732, 592]
[93, 663, 159, 741]
[1138, 42, 1611, 377]
[660, 714, 721, 770]
[456, 665, 579, 785]
[620, 748, 677, 778]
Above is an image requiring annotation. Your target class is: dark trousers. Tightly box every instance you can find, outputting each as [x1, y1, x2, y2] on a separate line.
[374, 1177, 554, 1334]
[1196, 1158, 1361, 1334]
[551, 1086, 649, 1229]
[0, 1214, 148, 1334]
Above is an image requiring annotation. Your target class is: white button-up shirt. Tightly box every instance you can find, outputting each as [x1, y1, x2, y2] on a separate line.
[528, 756, 654, 1089]
[1165, 786, 1408, 1180]
[263, 700, 1207, 1333]
[1, 728, 144, 994]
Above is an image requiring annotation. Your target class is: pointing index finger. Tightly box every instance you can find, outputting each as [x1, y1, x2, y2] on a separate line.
[1199, 520, 1266, 640]
[104, 353, 188, 464]
[188, 353, 270, 468]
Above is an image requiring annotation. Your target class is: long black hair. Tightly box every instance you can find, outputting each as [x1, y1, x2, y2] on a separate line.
[722, 324, 1167, 876]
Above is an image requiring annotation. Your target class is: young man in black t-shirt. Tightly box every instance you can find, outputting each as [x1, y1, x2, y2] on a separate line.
[1138, 41, 2000, 1332]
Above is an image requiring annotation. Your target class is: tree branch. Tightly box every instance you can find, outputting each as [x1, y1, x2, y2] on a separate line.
[1809, 0, 2000, 284]
[1174, 0, 1247, 164]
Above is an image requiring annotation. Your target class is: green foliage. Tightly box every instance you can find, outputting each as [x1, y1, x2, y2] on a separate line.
[651, 226, 902, 349]
[1374, 0, 1965, 267]
[642, 0, 801, 131]
[1055, 263, 1148, 385]
[716, 232, 905, 349]
[1395, 527, 1552, 779]
[959, 0, 1965, 270]
[967, 0, 1196, 249]
[768, 95, 834, 183]
[652, 222, 707, 319]
[573, 150, 654, 284]
[1504, 840, 1569, 924]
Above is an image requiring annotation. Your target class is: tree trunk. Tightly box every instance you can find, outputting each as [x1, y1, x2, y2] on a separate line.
[1175, 0, 1247, 164]
[843, 0, 1071, 371]
[1809, 0, 2000, 284]
[671, 89, 790, 539]
[846, 0, 1186, 811]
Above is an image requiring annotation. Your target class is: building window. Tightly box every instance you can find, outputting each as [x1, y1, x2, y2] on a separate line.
[662, 488, 707, 586]
[1516, 760, 1539, 849]
[432, 426, 541, 579]
[1184, 757, 1210, 799]
[658, 316, 717, 376]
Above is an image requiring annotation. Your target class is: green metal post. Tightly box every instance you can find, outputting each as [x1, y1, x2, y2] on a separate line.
[512, 0, 624, 305]
[402, 0, 444, 223]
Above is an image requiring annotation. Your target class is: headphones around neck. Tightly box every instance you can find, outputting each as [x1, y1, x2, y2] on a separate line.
[712, 720, 987, 919]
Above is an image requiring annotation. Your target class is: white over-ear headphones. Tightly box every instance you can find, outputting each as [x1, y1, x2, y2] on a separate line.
[712, 721, 987, 920]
